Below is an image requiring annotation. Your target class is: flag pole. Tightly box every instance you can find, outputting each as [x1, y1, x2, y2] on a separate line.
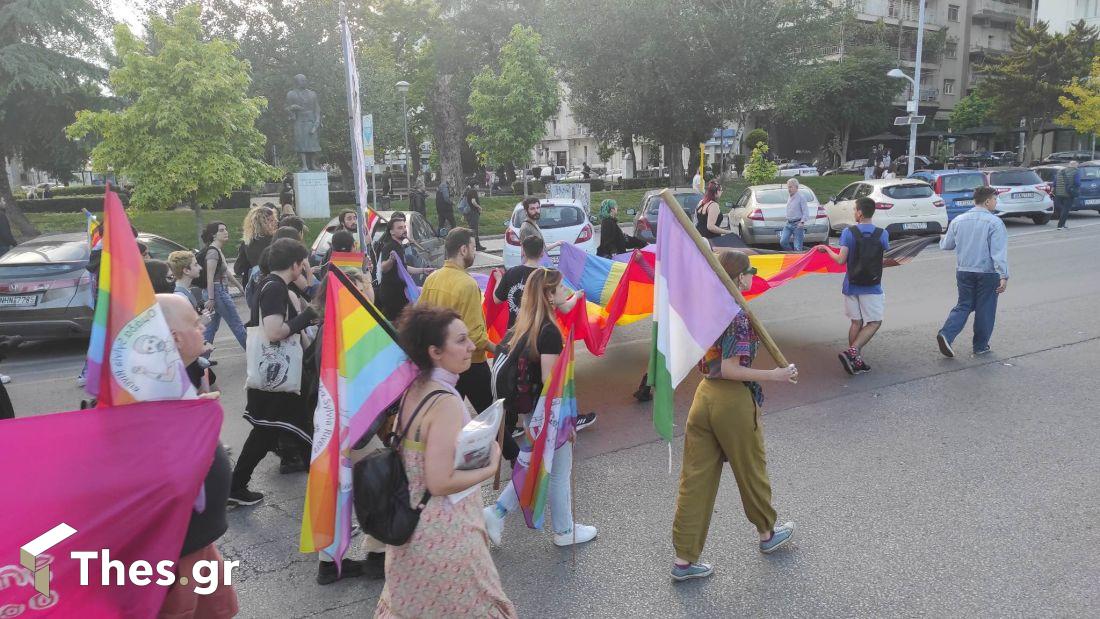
[657, 188, 790, 369]
[492, 418, 505, 490]
[339, 2, 369, 254]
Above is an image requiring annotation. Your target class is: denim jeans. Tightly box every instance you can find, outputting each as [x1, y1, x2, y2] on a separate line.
[939, 271, 1000, 352]
[204, 282, 246, 348]
[494, 439, 574, 534]
[778, 221, 805, 251]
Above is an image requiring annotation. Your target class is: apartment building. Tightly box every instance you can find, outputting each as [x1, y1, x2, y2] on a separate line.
[1037, 0, 1100, 33]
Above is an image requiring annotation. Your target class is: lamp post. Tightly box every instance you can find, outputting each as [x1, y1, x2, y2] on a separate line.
[395, 80, 411, 197]
[886, 0, 926, 178]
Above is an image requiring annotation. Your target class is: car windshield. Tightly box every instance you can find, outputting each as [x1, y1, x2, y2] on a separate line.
[647, 193, 701, 216]
[883, 184, 933, 199]
[942, 173, 985, 192]
[1079, 166, 1100, 180]
[756, 188, 816, 204]
[0, 239, 88, 264]
[989, 170, 1042, 186]
[512, 204, 586, 229]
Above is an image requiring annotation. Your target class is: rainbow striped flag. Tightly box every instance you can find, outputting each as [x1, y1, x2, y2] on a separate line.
[300, 268, 417, 563]
[511, 301, 581, 529]
[329, 251, 365, 270]
[84, 188, 194, 406]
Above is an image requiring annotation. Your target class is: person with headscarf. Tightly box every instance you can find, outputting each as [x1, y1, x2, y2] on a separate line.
[596, 199, 646, 258]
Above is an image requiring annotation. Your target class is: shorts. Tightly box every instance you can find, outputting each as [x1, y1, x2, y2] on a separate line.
[844, 293, 884, 322]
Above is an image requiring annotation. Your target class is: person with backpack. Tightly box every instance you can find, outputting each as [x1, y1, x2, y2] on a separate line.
[483, 269, 599, 549]
[814, 196, 890, 374]
[200, 222, 248, 349]
[373, 305, 514, 617]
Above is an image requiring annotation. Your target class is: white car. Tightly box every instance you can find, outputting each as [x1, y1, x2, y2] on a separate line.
[502, 199, 595, 269]
[777, 161, 819, 177]
[728, 184, 830, 246]
[824, 178, 947, 237]
[983, 167, 1055, 225]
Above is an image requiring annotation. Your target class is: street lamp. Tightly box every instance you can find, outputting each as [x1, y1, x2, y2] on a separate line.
[395, 80, 411, 197]
[886, 0, 926, 177]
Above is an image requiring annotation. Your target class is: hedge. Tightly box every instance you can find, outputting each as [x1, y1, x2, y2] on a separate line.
[615, 177, 671, 190]
[15, 194, 130, 213]
[213, 190, 252, 210]
[559, 178, 606, 192]
[512, 180, 545, 195]
[49, 185, 113, 197]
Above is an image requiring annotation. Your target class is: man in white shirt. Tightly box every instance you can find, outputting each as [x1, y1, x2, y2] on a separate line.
[778, 178, 812, 251]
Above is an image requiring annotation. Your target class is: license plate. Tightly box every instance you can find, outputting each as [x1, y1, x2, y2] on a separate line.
[0, 295, 37, 307]
[1086, 199, 1100, 205]
[902, 222, 927, 230]
[955, 200, 973, 206]
[1011, 192, 1036, 199]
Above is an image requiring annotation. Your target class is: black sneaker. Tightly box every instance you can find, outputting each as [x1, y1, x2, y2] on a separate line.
[317, 558, 367, 585]
[364, 552, 385, 580]
[838, 351, 855, 375]
[576, 412, 597, 432]
[853, 357, 871, 374]
[633, 385, 653, 402]
[227, 487, 264, 506]
[280, 459, 308, 474]
[936, 332, 955, 358]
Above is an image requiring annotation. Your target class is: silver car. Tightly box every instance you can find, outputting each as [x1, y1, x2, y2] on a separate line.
[728, 184, 829, 246]
[983, 167, 1054, 225]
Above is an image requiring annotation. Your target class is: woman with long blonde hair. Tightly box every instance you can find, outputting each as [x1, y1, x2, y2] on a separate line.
[482, 269, 598, 548]
[240, 207, 278, 308]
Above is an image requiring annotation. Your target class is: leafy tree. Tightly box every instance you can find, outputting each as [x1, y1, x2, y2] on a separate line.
[745, 129, 770, 152]
[596, 142, 616, 164]
[778, 48, 903, 162]
[1058, 56, 1100, 136]
[743, 143, 778, 185]
[977, 20, 1097, 164]
[67, 5, 275, 244]
[467, 26, 559, 170]
[950, 93, 992, 131]
[0, 0, 111, 238]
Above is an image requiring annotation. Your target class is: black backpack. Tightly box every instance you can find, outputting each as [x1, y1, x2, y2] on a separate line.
[352, 389, 447, 545]
[193, 245, 212, 290]
[846, 226, 885, 287]
[491, 329, 539, 416]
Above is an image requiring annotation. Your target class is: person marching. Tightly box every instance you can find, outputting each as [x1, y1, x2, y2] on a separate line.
[200, 222, 248, 349]
[695, 181, 727, 246]
[670, 250, 799, 582]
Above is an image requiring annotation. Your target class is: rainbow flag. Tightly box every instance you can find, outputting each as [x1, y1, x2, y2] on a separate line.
[84, 188, 194, 406]
[511, 301, 581, 529]
[300, 268, 418, 564]
[329, 251, 365, 270]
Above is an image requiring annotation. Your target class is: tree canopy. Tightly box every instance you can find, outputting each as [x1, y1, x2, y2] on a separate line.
[950, 93, 992, 132]
[1058, 56, 1100, 137]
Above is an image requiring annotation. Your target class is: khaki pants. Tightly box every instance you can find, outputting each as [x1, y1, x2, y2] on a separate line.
[672, 379, 776, 563]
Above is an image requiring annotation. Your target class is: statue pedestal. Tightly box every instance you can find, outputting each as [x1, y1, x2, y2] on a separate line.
[293, 171, 330, 219]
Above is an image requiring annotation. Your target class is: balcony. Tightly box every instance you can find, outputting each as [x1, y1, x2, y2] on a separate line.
[973, 0, 1033, 23]
[884, 44, 942, 67]
[893, 88, 939, 107]
[968, 41, 1012, 58]
[851, 0, 944, 28]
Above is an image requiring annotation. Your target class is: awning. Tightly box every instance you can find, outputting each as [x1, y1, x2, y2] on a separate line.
[853, 132, 908, 143]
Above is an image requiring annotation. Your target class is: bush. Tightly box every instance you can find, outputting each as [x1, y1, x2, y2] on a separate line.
[743, 144, 779, 186]
[512, 180, 545, 194]
[732, 154, 747, 175]
[15, 194, 130, 213]
[560, 178, 606, 191]
[49, 185, 112, 197]
[745, 129, 769, 152]
[329, 190, 356, 204]
[213, 190, 251, 210]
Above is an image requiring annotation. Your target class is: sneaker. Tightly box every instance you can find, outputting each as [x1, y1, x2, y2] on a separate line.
[483, 506, 505, 546]
[0, 374, 9, 384]
[76, 374, 86, 387]
[511, 427, 525, 440]
[316, 558, 367, 585]
[553, 523, 597, 546]
[853, 357, 871, 374]
[575, 412, 597, 432]
[671, 561, 714, 582]
[973, 347, 992, 357]
[936, 332, 955, 358]
[633, 385, 653, 402]
[227, 487, 264, 506]
[363, 552, 385, 580]
[837, 351, 855, 375]
[759, 521, 796, 554]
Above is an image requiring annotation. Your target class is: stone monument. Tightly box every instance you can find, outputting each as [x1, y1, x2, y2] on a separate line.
[286, 74, 329, 218]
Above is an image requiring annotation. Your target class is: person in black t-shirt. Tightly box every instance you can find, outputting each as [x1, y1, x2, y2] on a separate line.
[494, 235, 544, 327]
[375, 214, 432, 321]
[463, 183, 486, 251]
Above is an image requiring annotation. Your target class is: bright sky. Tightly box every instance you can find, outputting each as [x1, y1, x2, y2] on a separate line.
[111, 0, 145, 31]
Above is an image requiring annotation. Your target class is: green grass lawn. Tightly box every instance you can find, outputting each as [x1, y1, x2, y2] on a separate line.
[25, 176, 860, 250]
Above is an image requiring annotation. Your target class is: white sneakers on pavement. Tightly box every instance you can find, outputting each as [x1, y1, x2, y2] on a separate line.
[553, 523, 597, 547]
[482, 506, 504, 546]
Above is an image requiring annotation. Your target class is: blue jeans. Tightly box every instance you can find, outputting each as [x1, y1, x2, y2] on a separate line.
[939, 271, 1000, 352]
[778, 221, 805, 251]
[494, 440, 574, 534]
[204, 282, 246, 348]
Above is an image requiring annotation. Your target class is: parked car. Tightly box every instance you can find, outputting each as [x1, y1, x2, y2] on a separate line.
[539, 165, 567, 182]
[990, 151, 1019, 166]
[777, 161, 819, 177]
[892, 155, 932, 173]
[908, 169, 987, 221]
[824, 179, 947, 238]
[309, 210, 443, 280]
[0, 232, 187, 340]
[1031, 164, 1064, 187]
[982, 167, 1054, 225]
[728, 184, 829, 246]
[823, 159, 869, 176]
[503, 199, 594, 269]
[632, 188, 704, 244]
[1070, 163, 1100, 214]
[601, 169, 624, 183]
[1042, 150, 1099, 164]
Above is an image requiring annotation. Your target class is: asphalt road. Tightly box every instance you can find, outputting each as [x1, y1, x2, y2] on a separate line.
[3, 212, 1100, 617]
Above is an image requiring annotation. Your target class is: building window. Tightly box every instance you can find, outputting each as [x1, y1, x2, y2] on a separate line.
[948, 4, 959, 21]
[551, 119, 558, 136]
[943, 79, 955, 95]
[945, 42, 957, 59]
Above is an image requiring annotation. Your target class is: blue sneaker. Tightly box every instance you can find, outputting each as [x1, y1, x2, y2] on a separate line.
[759, 521, 796, 554]
[671, 561, 713, 582]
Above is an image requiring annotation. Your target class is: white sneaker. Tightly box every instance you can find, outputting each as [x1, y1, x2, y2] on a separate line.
[0, 374, 9, 385]
[76, 374, 86, 387]
[482, 506, 504, 546]
[553, 523, 597, 547]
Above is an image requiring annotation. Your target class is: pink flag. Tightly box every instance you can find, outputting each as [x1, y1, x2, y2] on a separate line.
[0, 400, 222, 617]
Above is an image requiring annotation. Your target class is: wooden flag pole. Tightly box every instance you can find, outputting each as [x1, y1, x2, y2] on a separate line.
[492, 417, 505, 490]
[657, 188, 790, 370]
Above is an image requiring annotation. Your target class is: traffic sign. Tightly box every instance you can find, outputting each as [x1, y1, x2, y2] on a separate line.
[894, 115, 926, 126]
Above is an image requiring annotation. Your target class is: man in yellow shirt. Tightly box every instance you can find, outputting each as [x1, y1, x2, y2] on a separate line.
[417, 227, 496, 410]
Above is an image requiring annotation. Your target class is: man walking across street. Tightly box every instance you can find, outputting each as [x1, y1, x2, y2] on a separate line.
[779, 178, 812, 252]
[814, 197, 889, 374]
[418, 228, 497, 412]
[1054, 161, 1079, 230]
[936, 186, 1009, 358]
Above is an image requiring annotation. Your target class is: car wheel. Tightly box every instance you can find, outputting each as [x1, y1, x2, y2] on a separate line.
[738, 223, 751, 245]
[1031, 214, 1051, 225]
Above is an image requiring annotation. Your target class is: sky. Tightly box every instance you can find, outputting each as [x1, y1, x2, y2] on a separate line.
[111, 0, 145, 31]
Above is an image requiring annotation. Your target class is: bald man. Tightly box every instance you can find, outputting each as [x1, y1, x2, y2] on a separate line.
[154, 294, 238, 617]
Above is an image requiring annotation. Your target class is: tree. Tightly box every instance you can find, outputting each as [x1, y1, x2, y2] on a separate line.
[67, 5, 275, 244]
[467, 25, 559, 171]
[743, 143, 778, 185]
[0, 0, 111, 238]
[1058, 56, 1100, 137]
[978, 20, 1097, 164]
[778, 48, 903, 162]
[744, 129, 770, 152]
[950, 93, 992, 131]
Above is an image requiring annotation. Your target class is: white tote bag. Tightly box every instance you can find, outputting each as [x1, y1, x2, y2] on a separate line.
[245, 282, 304, 393]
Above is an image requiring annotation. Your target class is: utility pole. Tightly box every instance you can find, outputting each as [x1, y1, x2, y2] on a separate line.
[907, 0, 927, 178]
